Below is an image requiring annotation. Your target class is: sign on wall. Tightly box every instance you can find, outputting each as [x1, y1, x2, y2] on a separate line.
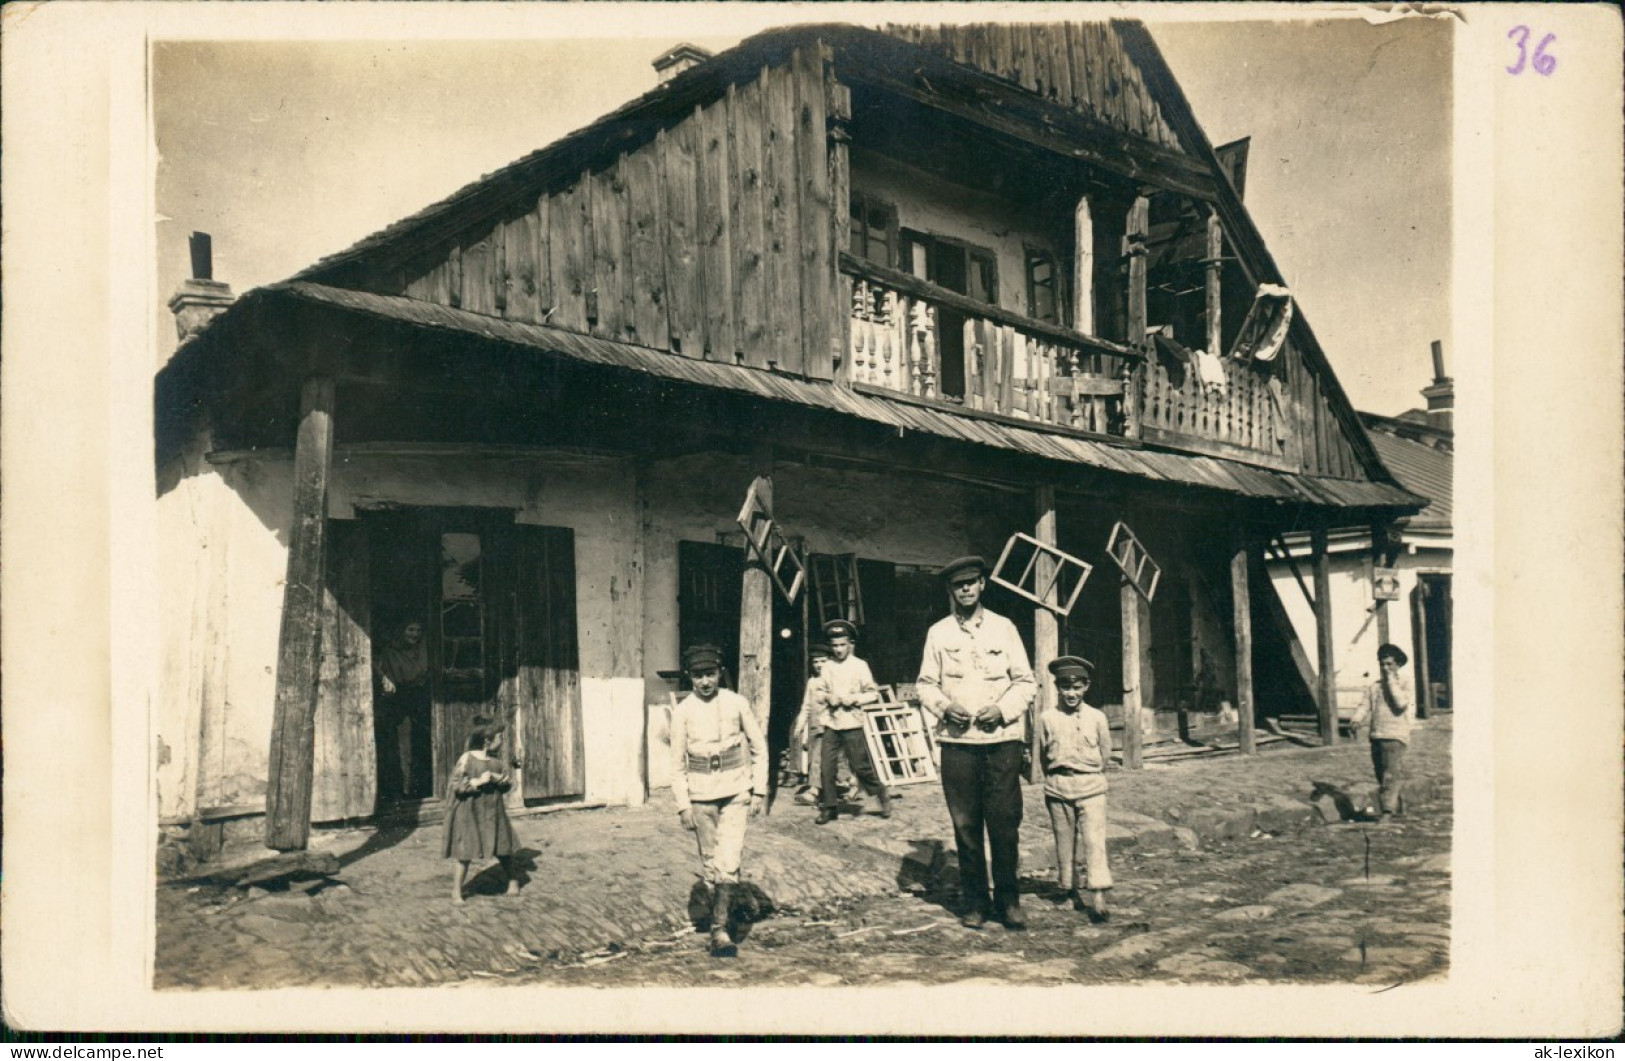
[1372, 566, 1401, 602]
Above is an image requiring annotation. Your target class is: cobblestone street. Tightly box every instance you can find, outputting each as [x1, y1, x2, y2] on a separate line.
[532, 804, 1450, 989]
[155, 716, 1450, 990]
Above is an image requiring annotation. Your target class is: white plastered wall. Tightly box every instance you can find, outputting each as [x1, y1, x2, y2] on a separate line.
[158, 447, 649, 818]
[1267, 542, 1452, 705]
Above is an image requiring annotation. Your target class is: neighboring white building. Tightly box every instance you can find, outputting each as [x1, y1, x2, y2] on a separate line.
[1267, 348, 1453, 721]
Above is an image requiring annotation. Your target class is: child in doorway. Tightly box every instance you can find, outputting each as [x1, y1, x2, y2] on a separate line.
[670, 643, 768, 957]
[1038, 656, 1114, 922]
[813, 619, 892, 824]
[444, 715, 521, 904]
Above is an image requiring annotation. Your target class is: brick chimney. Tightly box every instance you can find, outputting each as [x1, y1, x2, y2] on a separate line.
[652, 43, 712, 84]
[168, 232, 235, 342]
[1419, 339, 1453, 431]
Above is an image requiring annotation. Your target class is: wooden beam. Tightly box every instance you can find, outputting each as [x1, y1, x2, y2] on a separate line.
[1073, 194, 1095, 337]
[737, 445, 776, 736]
[1231, 529, 1256, 755]
[1125, 195, 1149, 349]
[1029, 485, 1058, 784]
[1267, 533, 1317, 612]
[1371, 521, 1391, 644]
[1310, 525, 1337, 746]
[839, 253, 1145, 362]
[1410, 583, 1433, 720]
[266, 376, 336, 851]
[1120, 574, 1145, 770]
[1205, 210, 1223, 356]
[1256, 560, 1321, 704]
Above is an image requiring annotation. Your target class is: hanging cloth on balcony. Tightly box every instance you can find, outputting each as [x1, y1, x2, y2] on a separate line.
[1230, 284, 1294, 362]
[1192, 348, 1229, 396]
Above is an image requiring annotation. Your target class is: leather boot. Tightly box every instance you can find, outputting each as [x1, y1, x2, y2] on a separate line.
[876, 788, 893, 819]
[709, 882, 738, 957]
[815, 807, 837, 825]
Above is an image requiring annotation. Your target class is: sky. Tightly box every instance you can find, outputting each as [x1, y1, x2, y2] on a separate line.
[153, 13, 1452, 417]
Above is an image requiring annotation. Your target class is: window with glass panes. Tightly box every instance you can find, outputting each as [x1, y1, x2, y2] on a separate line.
[849, 193, 897, 268]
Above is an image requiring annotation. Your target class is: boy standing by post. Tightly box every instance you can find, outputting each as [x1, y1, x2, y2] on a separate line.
[814, 619, 893, 824]
[791, 642, 832, 805]
[670, 643, 768, 958]
[1038, 656, 1114, 922]
[1349, 643, 1416, 820]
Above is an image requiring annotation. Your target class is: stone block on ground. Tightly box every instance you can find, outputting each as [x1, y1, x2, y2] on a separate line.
[1113, 811, 1179, 851]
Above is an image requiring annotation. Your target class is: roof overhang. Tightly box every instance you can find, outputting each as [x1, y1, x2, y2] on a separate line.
[158, 282, 1426, 522]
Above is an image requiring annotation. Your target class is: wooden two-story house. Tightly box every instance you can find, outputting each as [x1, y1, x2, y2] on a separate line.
[155, 22, 1424, 853]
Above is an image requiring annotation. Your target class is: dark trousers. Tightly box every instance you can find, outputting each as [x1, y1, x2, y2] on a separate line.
[940, 741, 1025, 910]
[1370, 738, 1407, 814]
[819, 727, 885, 809]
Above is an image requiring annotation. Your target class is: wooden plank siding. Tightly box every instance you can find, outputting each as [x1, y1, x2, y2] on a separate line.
[881, 22, 1194, 152]
[761, 56, 805, 375]
[696, 95, 736, 360]
[659, 124, 705, 356]
[730, 78, 771, 365]
[392, 54, 835, 379]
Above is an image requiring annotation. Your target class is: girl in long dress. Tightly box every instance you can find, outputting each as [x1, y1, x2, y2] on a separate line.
[443, 715, 520, 904]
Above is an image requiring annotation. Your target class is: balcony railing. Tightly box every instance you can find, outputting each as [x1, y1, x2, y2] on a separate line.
[1138, 352, 1287, 459]
[841, 254, 1143, 439]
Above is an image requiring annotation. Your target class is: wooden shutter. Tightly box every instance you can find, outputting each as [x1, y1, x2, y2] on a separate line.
[512, 525, 585, 800]
[312, 520, 376, 821]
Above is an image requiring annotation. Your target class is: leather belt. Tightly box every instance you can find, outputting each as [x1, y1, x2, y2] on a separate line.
[687, 745, 746, 773]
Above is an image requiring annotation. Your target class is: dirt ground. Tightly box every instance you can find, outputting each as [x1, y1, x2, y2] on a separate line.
[509, 803, 1452, 989]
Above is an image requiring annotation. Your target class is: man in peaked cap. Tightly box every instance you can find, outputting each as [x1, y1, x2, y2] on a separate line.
[811, 619, 892, 824]
[915, 555, 1036, 930]
[670, 642, 767, 957]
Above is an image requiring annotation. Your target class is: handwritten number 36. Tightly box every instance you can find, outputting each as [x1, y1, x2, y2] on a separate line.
[1507, 26, 1557, 76]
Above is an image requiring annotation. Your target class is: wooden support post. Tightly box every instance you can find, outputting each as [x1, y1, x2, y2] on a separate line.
[1205, 211, 1223, 356]
[1311, 525, 1337, 746]
[1029, 486, 1058, 783]
[1073, 195, 1095, 337]
[1125, 195, 1149, 347]
[1230, 528, 1256, 755]
[1410, 584, 1434, 720]
[266, 377, 336, 851]
[737, 445, 775, 737]
[1120, 575, 1145, 770]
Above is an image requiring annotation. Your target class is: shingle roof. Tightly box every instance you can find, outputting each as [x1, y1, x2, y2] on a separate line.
[259, 280, 1423, 513]
[1365, 427, 1451, 532]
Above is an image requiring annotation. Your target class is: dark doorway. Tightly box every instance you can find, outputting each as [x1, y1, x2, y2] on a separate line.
[1416, 573, 1452, 712]
[365, 508, 512, 806]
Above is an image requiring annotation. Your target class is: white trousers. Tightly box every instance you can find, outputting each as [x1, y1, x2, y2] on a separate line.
[692, 793, 749, 884]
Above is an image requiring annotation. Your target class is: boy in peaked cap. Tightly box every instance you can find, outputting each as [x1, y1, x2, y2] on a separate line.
[788, 641, 833, 805]
[670, 643, 767, 957]
[811, 618, 892, 824]
[1038, 655, 1114, 922]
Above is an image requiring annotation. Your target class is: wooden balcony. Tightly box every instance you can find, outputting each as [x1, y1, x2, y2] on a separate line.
[1138, 352, 1290, 465]
[840, 254, 1143, 439]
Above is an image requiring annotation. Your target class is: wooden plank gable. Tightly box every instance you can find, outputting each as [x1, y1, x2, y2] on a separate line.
[885, 23, 1187, 154]
[391, 48, 837, 381]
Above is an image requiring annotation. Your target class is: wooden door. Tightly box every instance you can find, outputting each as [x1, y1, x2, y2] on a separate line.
[510, 524, 585, 801]
[430, 517, 510, 799]
[312, 519, 376, 821]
